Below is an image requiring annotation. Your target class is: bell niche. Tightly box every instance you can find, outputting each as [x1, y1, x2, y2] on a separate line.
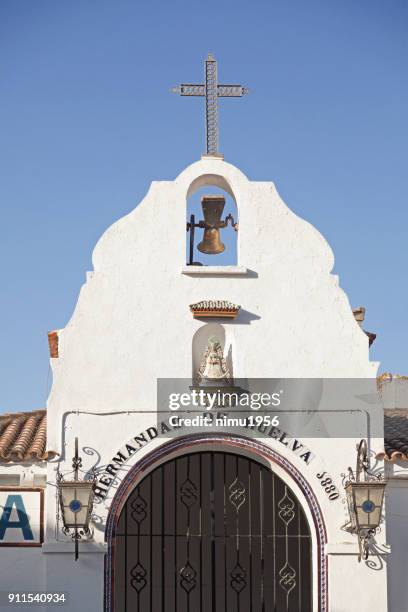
[186, 189, 238, 266]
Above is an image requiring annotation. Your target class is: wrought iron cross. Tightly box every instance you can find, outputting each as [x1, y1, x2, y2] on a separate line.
[171, 53, 249, 156]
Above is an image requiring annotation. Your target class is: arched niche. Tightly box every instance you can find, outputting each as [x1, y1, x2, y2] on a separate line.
[186, 173, 237, 200]
[192, 323, 233, 383]
[186, 181, 239, 266]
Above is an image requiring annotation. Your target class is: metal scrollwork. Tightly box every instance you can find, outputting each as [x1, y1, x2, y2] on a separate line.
[180, 562, 197, 593]
[180, 478, 198, 508]
[82, 446, 103, 475]
[278, 487, 296, 526]
[343, 439, 383, 487]
[130, 562, 147, 593]
[279, 561, 297, 595]
[228, 477, 246, 512]
[131, 494, 147, 524]
[230, 562, 247, 593]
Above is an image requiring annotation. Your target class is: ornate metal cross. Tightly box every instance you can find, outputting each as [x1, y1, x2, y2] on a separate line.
[171, 53, 249, 156]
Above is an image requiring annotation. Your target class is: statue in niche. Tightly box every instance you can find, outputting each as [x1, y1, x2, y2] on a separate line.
[197, 336, 231, 386]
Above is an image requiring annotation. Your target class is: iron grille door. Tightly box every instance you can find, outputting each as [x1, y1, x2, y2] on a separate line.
[114, 451, 312, 612]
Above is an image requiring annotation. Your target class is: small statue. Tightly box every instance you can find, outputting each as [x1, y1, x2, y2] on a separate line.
[197, 336, 231, 385]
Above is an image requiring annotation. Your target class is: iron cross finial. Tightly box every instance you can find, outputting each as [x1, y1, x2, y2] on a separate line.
[171, 54, 249, 157]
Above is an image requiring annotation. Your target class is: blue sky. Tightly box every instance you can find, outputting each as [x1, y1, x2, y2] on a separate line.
[0, 1, 407, 413]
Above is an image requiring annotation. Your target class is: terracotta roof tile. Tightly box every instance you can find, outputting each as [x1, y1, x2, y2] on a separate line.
[352, 307, 376, 346]
[376, 410, 408, 461]
[0, 410, 57, 463]
[190, 300, 241, 318]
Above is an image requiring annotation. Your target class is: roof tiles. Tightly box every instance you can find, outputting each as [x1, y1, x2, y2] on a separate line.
[190, 300, 241, 318]
[0, 410, 57, 463]
[376, 410, 408, 462]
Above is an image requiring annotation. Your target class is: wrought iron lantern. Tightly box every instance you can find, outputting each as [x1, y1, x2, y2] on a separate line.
[57, 438, 96, 560]
[344, 439, 386, 562]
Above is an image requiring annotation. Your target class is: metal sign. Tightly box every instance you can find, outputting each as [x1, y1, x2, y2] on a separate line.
[0, 488, 44, 546]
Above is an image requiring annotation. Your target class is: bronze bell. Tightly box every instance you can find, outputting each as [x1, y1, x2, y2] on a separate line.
[197, 196, 226, 254]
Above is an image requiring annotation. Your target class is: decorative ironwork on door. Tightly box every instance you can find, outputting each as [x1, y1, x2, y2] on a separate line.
[114, 451, 312, 611]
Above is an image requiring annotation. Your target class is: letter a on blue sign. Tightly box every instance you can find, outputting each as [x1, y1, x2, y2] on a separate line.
[0, 495, 34, 541]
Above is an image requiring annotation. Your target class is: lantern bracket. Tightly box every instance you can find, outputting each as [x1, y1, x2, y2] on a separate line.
[358, 528, 376, 562]
[343, 439, 382, 487]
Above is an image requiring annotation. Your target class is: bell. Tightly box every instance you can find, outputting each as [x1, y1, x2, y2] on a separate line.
[197, 196, 226, 254]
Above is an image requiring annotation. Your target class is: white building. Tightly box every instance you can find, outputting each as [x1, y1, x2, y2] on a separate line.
[0, 67, 407, 611]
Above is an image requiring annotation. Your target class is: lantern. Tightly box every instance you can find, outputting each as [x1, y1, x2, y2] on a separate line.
[345, 481, 386, 532]
[57, 438, 96, 560]
[58, 481, 95, 531]
[344, 440, 386, 562]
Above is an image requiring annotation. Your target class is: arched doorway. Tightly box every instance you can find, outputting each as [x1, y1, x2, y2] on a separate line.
[111, 450, 312, 612]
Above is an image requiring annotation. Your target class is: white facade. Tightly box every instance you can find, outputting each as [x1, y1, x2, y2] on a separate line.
[1, 157, 405, 611]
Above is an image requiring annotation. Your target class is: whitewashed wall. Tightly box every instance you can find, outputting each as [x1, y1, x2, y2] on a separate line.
[0, 158, 390, 612]
[47, 158, 377, 434]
